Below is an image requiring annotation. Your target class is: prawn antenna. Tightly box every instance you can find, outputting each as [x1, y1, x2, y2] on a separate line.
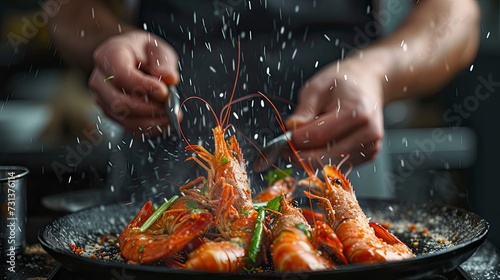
[220, 39, 241, 130]
[179, 96, 220, 149]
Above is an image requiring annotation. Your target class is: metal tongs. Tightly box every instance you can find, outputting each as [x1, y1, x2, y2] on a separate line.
[253, 131, 293, 173]
[166, 86, 182, 140]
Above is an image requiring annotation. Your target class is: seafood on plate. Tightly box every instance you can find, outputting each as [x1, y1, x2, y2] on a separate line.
[115, 40, 414, 273]
[117, 118, 415, 271]
[300, 156, 415, 264]
[116, 155, 416, 271]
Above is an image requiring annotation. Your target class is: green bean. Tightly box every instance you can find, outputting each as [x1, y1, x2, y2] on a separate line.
[247, 207, 265, 263]
[139, 195, 179, 233]
[252, 202, 267, 209]
[247, 195, 283, 263]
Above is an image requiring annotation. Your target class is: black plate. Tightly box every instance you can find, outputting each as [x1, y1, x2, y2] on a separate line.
[38, 198, 489, 280]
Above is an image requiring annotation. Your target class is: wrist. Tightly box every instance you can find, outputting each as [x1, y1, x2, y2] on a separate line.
[342, 46, 396, 105]
[347, 40, 423, 105]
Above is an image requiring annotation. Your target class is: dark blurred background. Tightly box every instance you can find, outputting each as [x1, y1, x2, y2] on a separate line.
[0, 0, 499, 248]
[0, 0, 125, 243]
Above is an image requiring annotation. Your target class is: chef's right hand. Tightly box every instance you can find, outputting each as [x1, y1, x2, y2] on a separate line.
[88, 29, 180, 136]
[285, 55, 385, 167]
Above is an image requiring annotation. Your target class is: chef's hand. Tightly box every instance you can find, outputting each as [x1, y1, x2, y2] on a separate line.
[286, 56, 384, 167]
[88, 30, 180, 136]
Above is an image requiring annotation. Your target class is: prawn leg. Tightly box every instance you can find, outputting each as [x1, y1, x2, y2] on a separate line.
[312, 221, 347, 264]
[369, 222, 414, 257]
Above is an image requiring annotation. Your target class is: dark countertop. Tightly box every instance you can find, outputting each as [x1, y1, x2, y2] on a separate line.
[461, 241, 500, 279]
[460, 241, 500, 279]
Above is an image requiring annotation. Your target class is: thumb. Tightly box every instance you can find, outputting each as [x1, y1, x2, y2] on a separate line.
[146, 38, 180, 86]
[286, 85, 323, 130]
[285, 114, 308, 131]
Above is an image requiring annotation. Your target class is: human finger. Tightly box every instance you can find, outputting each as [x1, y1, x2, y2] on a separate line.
[142, 37, 180, 86]
[285, 123, 383, 168]
[93, 42, 169, 102]
[290, 106, 369, 151]
[89, 68, 166, 119]
[285, 78, 331, 130]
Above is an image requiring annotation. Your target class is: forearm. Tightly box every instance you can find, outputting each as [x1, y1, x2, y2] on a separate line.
[45, 0, 136, 71]
[353, 0, 480, 105]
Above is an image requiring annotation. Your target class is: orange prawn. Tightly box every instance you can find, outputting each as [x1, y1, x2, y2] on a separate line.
[118, 196, 213, 264]
[270, 197, 346, 271]
[300, 156, 415, 264]
[175, 41, 264, 272]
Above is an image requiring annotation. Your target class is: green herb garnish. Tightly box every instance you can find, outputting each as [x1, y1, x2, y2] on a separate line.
[265, 195, 282, 213]
[139, 195, 179, 233]
[185, 199, 198, 209]
[221, 155, 229, 165]
[186, 199, 206, 214]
